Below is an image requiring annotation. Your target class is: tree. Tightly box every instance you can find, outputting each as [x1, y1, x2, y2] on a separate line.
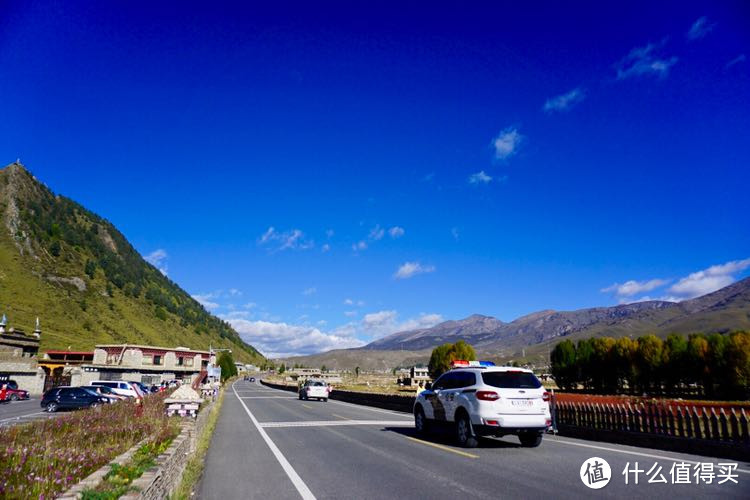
[355, 366, 360, 378]
[550, 339, 577, 390]
[635, 335, 663, 394]
[686, 334, 710, 394]
[613, 337, 637, 393]
[50, 240, 61, 257]
[591, 337, 617, 393]
[428, 341, 477, 379]
[575, 339, 595, 390]
[279, 363, 286, 374]
[217, 351, 238, 381]
[663, 334, 688, 395]
[84, 259, 96, 279]
[707, 333, 728, 397]
[726, 331, 750, 399]
[321, 365, 327, 373]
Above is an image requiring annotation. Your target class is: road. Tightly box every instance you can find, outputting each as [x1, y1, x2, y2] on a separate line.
[199, 380, 750, 499]
[0, 397, 56, 427]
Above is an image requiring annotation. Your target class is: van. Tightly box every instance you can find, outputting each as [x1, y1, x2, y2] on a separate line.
[89, 380, 138, 398]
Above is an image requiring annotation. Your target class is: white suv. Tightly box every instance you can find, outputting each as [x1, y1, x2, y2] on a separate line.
[413, 364, 551, 448]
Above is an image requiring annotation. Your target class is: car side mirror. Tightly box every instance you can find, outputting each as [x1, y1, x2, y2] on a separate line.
[425, 382, 432, 391]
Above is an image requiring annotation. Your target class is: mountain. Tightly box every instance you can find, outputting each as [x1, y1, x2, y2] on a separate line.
[0, 162, 264, 363]
[283, 277, 750, 369]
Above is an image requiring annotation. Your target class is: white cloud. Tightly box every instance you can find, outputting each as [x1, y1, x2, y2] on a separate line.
[493, 127, 523, 160]
[362, 310, 444, 339]
[229, 288, 242, 296]
[344, 310, 358, 317]
[144, 249, 168, 275]
[468, 170, 492, 184]
[302, 287, 317, 296]
[451, 227, 459, 241]
[615, 41, 678, 80]
[258, 227, 314, 252]
[192, 293, 219, 310]
[321, 244, 331, 252]
[325, 229, 335, 238]
[369, 225, 385, 241]
[394, 261, 436, 280]
[230, 319, 365, 358]
[726, 54, 746, 69]
[687, 16, 716, 41]
[352, 240, 367, 251]
[543, 87, 586, 113]
[605, 257, 750, 304]
[388, 226, 405, 238]
[668, 258, 750, 299]
[601, 278, 669, 298]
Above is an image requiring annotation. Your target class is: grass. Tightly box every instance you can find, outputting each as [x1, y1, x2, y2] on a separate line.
[81, 439, 173, 500]
[0, 394, 179, 499]
[171, 385, 227, 500]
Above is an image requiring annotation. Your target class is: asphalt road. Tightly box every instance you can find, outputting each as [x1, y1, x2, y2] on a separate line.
[199, 380, 750, 499]
[0, 396, 56, 427]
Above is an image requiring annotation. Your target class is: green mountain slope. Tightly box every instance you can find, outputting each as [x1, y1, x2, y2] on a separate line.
[0, 162, 264, 364]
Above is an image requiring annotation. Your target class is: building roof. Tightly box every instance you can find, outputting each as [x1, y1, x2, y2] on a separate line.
[95, 344, 211, 354]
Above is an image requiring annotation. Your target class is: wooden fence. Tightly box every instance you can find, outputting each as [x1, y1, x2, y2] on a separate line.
[554, 400, 750, 443]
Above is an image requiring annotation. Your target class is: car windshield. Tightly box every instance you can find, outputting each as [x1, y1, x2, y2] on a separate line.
[309, 381, 325, 386]
[482, 371, 542, 389]
[81, 388, 101, 396]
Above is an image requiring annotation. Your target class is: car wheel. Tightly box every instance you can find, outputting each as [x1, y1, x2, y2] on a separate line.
[455, 413, 478, 448]
[46, 402, 58, 413]
[90, 402, 100, 409]
[10, 394, 18, 401]
[298, 394, 303, 400]
[414, 406, 430, 436]
[519, 431, 543, 448]
[323, 398, 328, 402]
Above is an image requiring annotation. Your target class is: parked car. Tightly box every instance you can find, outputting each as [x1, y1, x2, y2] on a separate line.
[132, 381, 151, 395]
[40, 387, 109, 412]
[249, 377, 255, 383]
[88, 381, 138, 398]
[87, 385, 126, 402]
[1, 380, 29, 401]
[299, 379, 329, 402]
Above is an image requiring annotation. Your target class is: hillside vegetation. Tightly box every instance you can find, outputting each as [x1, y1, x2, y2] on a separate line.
[0, 162, 263, 363]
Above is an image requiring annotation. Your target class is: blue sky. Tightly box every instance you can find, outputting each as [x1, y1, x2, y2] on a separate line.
[1, 2, 748, 357]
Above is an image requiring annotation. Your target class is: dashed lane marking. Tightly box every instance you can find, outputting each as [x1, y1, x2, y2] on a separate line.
[301, 404, 313, 409]
[232, 382, 316, 500]
[403, 436, 479, 459]
[260, 420, 412, 429]
[331, 413, 349, 420]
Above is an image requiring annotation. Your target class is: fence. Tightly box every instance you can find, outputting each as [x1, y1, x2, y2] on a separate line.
[553, 398, 750, 461]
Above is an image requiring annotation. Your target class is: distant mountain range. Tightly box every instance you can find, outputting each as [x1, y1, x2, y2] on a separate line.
[283, 277, 750, 370]
[0, 162, 264, 363]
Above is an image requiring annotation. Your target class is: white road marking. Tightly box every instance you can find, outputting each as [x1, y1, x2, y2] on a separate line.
[260, 420, 412, 429]
[232, 382, 316, 500]
[238, 396, 297, 399]
[547, 436, 750, 474]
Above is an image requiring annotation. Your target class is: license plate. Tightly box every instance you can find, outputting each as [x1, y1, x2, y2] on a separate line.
[511, 400, 532, 406]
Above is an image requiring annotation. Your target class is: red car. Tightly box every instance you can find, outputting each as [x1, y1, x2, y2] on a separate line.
[1, 380, 30, 401]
